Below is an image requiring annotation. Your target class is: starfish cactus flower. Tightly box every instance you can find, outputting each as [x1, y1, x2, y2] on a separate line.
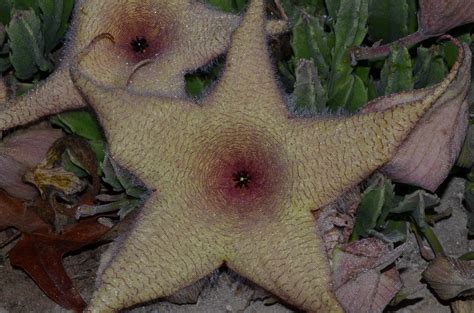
[0, 0, 242, 131]
[61, 0, 472, 311]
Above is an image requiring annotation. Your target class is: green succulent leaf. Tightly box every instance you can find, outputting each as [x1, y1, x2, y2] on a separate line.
[406, 0, 417, 34]
[277, 60, 296, 89]
[39, 0, 73, 53]
[443, 34, 473, 68]
[390, 190, 440, 230]
[207, 0, 234, 12]
[280, 0, 325, 20]
[326, 0, 368, 109]
[354, 65, 369, 84]
[325, 0, 341, 21]
[346, 73, 368, 111]
[380, 45, 413, 95]
[366, 77, 377, 101]
[382, 220, 408, 243]
[0, 1, 13, 25]
[351, 174, 442, 245]
[102, 156, 147, 198]
[367, 0, 409, 43]
[102, 156, 124, 192]
[50, 111, 102, 143]
[7, 9, 52, 80]
[413, 46, 447, 89]
[13, 0, 39, 12]
[292, 59, 327, 114]
[327, 74, 353, 108]
[350, 174, 395, 240]
[186, 75, 208, 99]
[291, 11, 330, 79]
[332, 0, 368, 74]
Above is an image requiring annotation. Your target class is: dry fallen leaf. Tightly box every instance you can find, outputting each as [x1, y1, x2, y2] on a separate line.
[422, 256, 474, 301]
[0, 135, 108, 311]
[8, 219, 109, 312]
[332, 238, 405, 313]
[0, 190, 46, 233]
[0, 128, 63, 200]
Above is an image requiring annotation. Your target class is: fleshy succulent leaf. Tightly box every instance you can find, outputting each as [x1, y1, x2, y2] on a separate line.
[346, 73, 368, 111]
[367, 0, 411, 43]
[414, 46, 448, 89]
[291, 59, 327, 115]
[0, 1, 12, 25]
[327, 0, 368, 109]
[325, 0, 341, 21]
[331, 0, 367, 77]
[7, 9, 52, 80]
[380, 45, 413, 95]
[38, 0, 73, 53]
[350, 176, 387, 239]
[390, 190, 440, 230]
[291, 11, 330, 79]
[350, 174, 395, 240]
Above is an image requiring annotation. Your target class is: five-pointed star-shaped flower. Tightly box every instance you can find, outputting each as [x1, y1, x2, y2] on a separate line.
[68, 0, 467, 311]
[0, 0, 240, 131]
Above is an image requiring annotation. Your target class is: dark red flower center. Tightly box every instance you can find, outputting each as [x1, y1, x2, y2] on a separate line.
[232, 170, 252, 188]
[130, 36, 149, 54]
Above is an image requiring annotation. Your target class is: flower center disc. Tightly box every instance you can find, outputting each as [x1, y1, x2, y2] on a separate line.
[130, 36, 149, 54]
[97, 4, 174, 62]
[197, 128, 288, 219]
[233, 170, 252, 188]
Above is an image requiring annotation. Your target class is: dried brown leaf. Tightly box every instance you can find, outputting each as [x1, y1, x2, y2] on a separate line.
[333, 238, 404, 313]
[422, 256, 474, 301]
[0, 128, 63, 199]
[9, 219, 109, 311]
[0, 190, 46, 232]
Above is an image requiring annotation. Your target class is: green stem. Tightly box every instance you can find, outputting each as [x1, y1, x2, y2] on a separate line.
[350, 31, 429, 61]
[421, 225, 445, 256]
